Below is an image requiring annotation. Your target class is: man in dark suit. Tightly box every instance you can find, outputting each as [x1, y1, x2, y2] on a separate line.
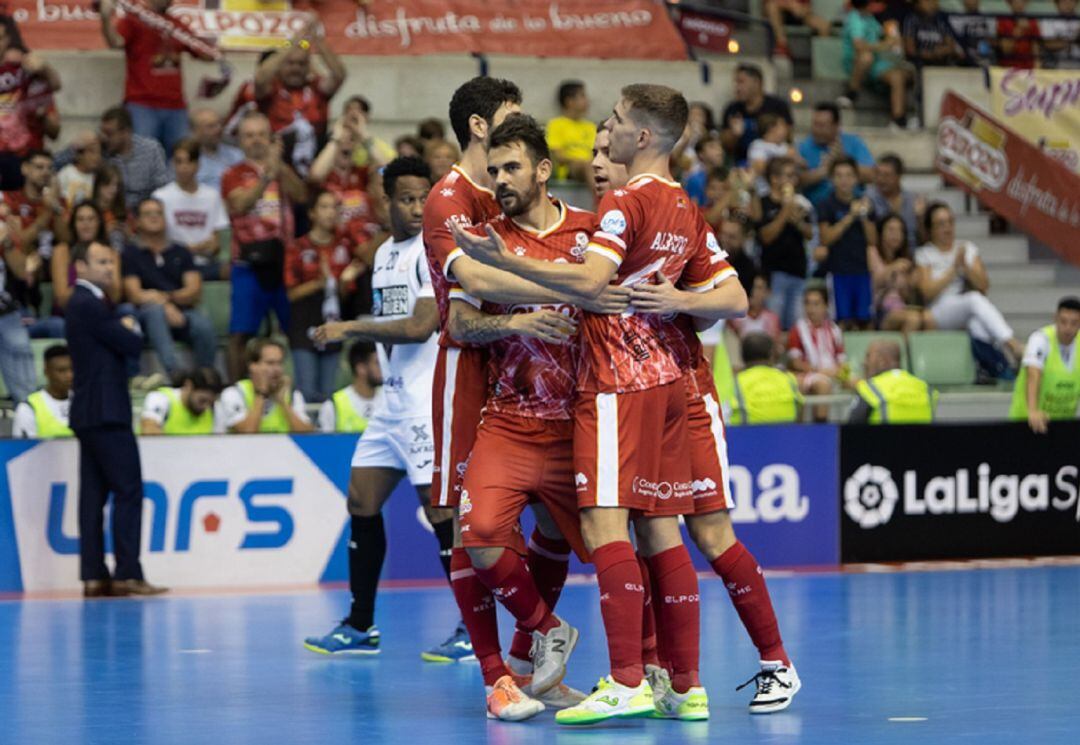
[66, 241, 167, 598]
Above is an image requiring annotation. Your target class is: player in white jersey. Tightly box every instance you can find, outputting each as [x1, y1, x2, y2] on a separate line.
[302, 158, 461, 656]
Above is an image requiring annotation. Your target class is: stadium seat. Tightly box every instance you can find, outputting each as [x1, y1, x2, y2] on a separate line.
[908, 331, 977, 387]
[843, 331, 908, 380]
[202, 281, 231, 338]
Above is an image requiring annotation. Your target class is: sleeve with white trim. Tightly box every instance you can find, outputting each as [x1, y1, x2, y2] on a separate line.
[586, 190, 639, 268]
[680, 219, 737, 293]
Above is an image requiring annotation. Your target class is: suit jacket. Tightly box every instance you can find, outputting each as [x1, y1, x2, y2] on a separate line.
[65, 283, 143, 431]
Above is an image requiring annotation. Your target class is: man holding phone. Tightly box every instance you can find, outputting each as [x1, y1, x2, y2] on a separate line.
[221, 110, 308, 381]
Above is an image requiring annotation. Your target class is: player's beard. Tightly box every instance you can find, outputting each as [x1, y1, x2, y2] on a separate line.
[497, 181, 542, 219]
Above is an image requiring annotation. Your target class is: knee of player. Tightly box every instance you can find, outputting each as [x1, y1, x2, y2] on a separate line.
[346, 488, 379, 518]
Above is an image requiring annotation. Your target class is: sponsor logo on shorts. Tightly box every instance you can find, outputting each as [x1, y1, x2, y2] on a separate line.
[691, 477, 717, 496]
[632, 478, 692, 500]
[575, 472, 589, 486]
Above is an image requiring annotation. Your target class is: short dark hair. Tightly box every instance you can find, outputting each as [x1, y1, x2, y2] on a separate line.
[758, 113, 784, 136]
[383, 156, 432, 199]
[346, 95, 371, 115]
[172, 137, 200, 162]
[829, 155, 858, 177]
[395, 134, 425, 155]
[735, 63, 764, 83]
[558, 80, 585, 108]
[307, 188, 338, 214]
[348, 341, 377, 370]
[923, 201, 952, 235]
[185, 367, 224, 394]
[621, 83, 689, 151]
[23, 148, 52, 165]
[694, 133, 722, 157]
[766, 155, 795, 182]
[247, 338, 286, 365]
[488, 114, 551, 165]
[44, 344, 70, 365]
[71, 240, 110, 265]
[742, 333, 775, 365]
[804, 283, 829, 305]
[1058, 296, 1080, 314]
[813, 101, 841, 124]
[101, 106, 133, 131]
[706, 165, 730, 184]
[136, 197, 164, 216]
[448, 77, 523, 150]
[878, 153, 904, 176]
[418, 118, 446, 141]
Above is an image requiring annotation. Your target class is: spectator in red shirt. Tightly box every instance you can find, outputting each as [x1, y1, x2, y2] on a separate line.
[0, 15, 62, 191]
[787, 284, 848, 421]
[99, 0, 216, 153]
[221, 111, 308, 381]
[253, 16, 347, 178]
[997, 0, 1039, 69]
[285, 190, 364, 402]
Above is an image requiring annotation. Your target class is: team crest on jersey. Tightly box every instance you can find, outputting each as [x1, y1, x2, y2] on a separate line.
[600, 210, 627, 236]
[571, 232, 589, 258]
[706, 232, 729, 260]
[514, 246, 526, 256]
[440, 188, 455, 198]
[613, 189, 628, 197]
[676, 196, 688, 209]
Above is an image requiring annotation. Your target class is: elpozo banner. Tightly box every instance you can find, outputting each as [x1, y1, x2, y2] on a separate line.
[0, 427, 839, 593]
[5, 0, 687, 59]
[989, 67, 1080, 174]
[840, 422, 1080, 563]
[936, 92, 1080, 266]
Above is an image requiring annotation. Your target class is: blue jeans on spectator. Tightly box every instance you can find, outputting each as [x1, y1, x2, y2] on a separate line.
[0, 311, 37, 402]
[292, 347, 340, 403]
[136, 303, 217, 376]
[767, 270, 806, 331]
[20, 308, 66, 339]
[126, 103, 189, 155]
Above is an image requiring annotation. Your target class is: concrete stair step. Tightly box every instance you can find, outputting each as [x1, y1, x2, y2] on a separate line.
[987, 265, 1059, 286]
[989, 286, 1080, 314]
[974, 236, 1031, 265]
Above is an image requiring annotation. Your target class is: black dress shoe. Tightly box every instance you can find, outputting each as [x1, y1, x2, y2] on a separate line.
[113, 579, 169, 596]
[83, 580, 110, 598]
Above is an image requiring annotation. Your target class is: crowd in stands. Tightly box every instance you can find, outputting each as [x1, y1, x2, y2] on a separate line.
[0, 3, 1052, 433]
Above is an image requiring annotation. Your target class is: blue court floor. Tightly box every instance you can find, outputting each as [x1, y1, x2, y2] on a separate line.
[2, 565, 1078, 745]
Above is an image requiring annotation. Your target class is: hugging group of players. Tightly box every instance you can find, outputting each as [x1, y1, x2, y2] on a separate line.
[304, 75, 800, 727]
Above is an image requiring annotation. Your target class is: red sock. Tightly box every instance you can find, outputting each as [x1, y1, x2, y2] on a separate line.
[638, 554, 660, 668]
[509, 531, 571, 663]
[593, 541, 644, 688]
[450, 548, 506, 686]
[646, 552, 671, 670]
[711, 541, 790, 666]
[473, 550, 558, 634]
[647, 545, 701, 693]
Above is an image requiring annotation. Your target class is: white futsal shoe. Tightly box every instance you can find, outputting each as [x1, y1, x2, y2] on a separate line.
[738, 661, 801, 714]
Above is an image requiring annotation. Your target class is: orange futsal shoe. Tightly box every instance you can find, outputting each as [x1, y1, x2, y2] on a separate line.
[486, 675, 545, 721]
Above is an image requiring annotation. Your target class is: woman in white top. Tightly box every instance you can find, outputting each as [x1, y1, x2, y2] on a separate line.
[914, 203, 1024, 360]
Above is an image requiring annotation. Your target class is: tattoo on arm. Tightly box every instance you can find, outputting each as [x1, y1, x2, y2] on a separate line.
[453, 315, 516, 344]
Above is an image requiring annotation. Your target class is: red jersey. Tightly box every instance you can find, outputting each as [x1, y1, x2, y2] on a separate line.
[220, 161, 294, 260]
[225, 80, 257, 136]
[117, 16, 186, 109]
[788, 318, 846, 371]
[731, 308, 782, 342]
[461, 203, 595, 421]
[2, 190, 44, 231]
[0, 61, 33, 156]
[324, 166, 374, 226]
[422, 165, 501, 348]
[582, 174, 730, 393]
[284, 232, 356, 289]
[258, 78, 330, 138]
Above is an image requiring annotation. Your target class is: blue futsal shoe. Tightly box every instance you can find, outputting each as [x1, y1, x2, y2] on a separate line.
[421, 621, 476, 663]
[303, 623, 380, 656]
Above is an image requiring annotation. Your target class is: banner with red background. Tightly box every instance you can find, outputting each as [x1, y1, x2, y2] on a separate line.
[936, 92, 1080, 267]
[2, 0, 687, 60]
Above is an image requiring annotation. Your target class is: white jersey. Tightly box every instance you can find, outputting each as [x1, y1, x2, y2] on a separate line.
[369, 233, 437, 417]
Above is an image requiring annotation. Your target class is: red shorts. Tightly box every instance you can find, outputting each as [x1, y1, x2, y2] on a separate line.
[432, 345, 488, 508]
[459, 413, 587, 561]
[574, 379, 693, 514]
[684, 389, 734, 515]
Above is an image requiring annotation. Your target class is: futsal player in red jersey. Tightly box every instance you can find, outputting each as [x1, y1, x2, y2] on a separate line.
[594, 124, 802, 715]
[456, 84, 735, 725]
[448, 115, 600, 720]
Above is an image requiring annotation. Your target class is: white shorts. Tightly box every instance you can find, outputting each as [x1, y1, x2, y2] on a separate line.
[350, 414, 435, 486]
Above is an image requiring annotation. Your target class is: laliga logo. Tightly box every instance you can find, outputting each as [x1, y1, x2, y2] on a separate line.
[844, 464, 900, 528]
[937, 116, 1009, 192]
